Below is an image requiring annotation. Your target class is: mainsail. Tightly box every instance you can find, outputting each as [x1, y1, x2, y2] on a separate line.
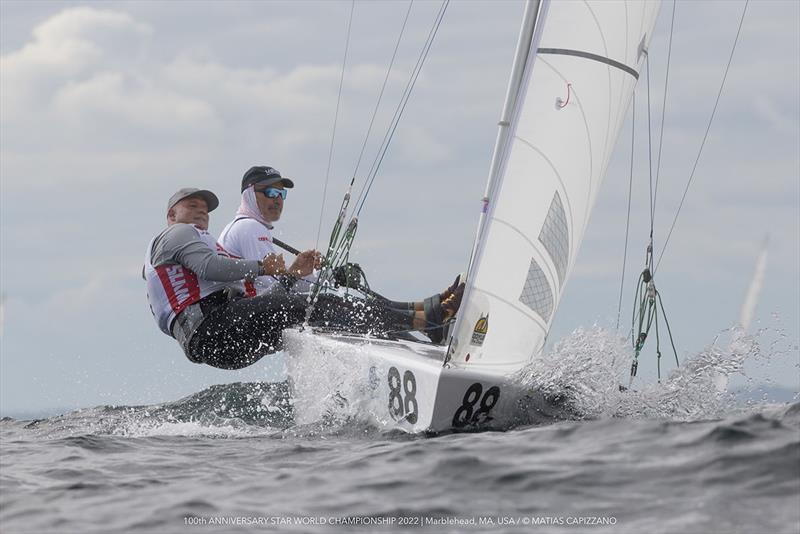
[448, 0, 662, 372]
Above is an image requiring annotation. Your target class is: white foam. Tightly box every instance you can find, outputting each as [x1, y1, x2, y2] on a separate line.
[511, 323, 794, 422]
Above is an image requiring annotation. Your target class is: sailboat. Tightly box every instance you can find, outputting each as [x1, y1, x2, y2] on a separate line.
[284, 0, 662, 432]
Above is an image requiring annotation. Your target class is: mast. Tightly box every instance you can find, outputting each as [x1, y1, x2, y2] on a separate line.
[465, 0, 546, 278]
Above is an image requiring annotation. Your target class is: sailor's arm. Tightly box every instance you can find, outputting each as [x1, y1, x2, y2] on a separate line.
[152, 224, 282, 281]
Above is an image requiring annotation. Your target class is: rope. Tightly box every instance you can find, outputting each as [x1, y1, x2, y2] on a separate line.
[628, 260, 679, 386]
[626, 207, 681, 386]
[557, 82, 572, 108]
[656, 0, 749, 273]
[626, 0, 748, 384]
[652, 0, 676, 226]
[314, 0, 356, 254]
[658, 291, 680, 369]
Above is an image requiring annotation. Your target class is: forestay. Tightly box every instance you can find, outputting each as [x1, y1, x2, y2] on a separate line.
[447, 0, 661, 372]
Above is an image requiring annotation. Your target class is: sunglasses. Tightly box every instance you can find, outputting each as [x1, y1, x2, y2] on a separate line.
[258, 187, 287, 200]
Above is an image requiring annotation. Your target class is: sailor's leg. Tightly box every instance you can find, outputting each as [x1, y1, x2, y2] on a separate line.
[364, 274, 465, 315]
[378, 297, 418, 312]
[189, 292, 307, 369]
[309, 293, 415, 335]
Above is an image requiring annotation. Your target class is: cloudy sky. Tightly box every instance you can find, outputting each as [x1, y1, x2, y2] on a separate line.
[1, 0, 798, 416]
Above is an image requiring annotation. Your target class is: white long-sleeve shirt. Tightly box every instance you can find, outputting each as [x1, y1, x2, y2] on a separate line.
[219, 217, 314, 296]
[219, 217, 278, 296]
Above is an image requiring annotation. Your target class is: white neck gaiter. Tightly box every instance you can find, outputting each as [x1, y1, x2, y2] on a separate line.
[236, 186, 273, 229]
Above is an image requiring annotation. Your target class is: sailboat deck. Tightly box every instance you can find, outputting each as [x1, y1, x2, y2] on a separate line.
[305, 329, 448, 364]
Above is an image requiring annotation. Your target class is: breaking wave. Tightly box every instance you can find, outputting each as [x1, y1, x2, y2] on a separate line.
[16, 382, 292, 440]
[512, 322, 798, 422]
[9, 322, 797, 439]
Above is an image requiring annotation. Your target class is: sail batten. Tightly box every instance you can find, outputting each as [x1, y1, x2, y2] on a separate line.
[537, 48, 640, 79]
[447, 0, 661, 372]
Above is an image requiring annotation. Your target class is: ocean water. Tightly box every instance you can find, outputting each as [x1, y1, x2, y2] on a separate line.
[1, 327, 798, 534]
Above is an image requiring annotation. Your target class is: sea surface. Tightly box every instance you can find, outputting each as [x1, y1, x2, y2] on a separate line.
[1, 327, 799, 534]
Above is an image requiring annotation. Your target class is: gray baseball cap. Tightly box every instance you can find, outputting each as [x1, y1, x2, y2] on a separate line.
[166, 188, 220, 212]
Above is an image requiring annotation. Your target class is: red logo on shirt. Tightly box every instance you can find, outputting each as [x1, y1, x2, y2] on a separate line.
[155, 265, 200, 313]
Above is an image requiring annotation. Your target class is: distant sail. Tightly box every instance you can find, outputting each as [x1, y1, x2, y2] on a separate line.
[739, 236, 768, 332]
[449, 0, 661, 372]
[714, 236, 770, 392]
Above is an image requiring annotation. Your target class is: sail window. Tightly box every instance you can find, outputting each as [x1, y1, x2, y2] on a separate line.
[538, 191, 569, 286]
[519, 259, 554, 321]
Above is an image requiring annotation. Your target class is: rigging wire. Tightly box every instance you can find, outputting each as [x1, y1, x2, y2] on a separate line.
[624, 5, 678, 378]
[628, 48, 681, 382]
[350, 0, 415, 186]
[353, 0, 450, 217]
[645, 53, 655, 238]
[616, 94, 636, 331]
[305, 0, 449, 313]
[651, 0, 676, 227]
[627, 0, 747, 382]
[314, 0, 356, 254]
[655, 0, 749, 273]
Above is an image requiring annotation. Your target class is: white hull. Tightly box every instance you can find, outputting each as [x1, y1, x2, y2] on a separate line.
[284, 329, 565, 433]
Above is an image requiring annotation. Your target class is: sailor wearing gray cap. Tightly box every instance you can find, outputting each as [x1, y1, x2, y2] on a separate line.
[167, 187, 220, 214]
[144, 186, 286, 365]
[165, 188, 220, 230]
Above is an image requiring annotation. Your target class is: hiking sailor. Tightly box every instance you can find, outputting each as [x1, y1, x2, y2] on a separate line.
[219, 165, 465, 343]
[144, 187, 463, 370]
[219, 166, 319, 296]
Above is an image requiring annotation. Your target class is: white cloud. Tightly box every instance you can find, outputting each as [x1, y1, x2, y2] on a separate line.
[53, 71, 219, 134]
[30, 6, 151, 47]
[2, 7, 443, 189]
[161, 55, 333, 115]
[1, 7, 152, 114]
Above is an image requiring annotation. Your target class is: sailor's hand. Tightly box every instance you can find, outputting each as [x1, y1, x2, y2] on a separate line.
[289, 250, 319, 277]
[261, 253, 286, 276]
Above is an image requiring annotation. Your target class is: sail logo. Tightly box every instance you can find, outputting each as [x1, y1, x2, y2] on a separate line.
[471, 314, 489, 346]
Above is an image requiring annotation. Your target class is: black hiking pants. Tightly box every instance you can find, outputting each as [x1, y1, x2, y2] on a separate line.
[187, 290, 415, 370]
